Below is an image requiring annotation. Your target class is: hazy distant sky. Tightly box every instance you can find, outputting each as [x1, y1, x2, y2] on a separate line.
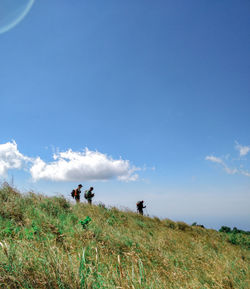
[0, 0, 249, 230]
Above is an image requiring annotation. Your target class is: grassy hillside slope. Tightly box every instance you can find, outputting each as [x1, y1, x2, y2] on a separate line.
[0, 184, 249, 289]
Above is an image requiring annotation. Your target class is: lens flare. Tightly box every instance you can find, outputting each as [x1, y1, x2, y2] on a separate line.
[0, 0, 35, 34]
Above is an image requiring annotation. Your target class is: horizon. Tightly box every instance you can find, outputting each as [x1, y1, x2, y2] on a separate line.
[0, 0, 249, 230]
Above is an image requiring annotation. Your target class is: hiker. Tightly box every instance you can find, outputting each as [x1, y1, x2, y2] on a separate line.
[72, 184, 83, 203]
[84, 187, 95, 205]
[137, 200, 146, 215]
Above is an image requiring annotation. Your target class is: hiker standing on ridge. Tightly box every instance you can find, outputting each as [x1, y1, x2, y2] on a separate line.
[84, 187, 95, 205]
[137, 200, 146, 215]
[72, 184, 83, 203]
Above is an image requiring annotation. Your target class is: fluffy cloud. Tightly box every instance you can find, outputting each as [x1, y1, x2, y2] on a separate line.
[0, 141, 30, 176]
[0, 141, 140, 182]
[205, 155, 238, 175]
[235, 141, 250, 157]
[30, 148, 139, 182]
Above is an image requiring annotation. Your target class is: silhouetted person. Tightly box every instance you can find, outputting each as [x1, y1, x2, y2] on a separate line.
[74, 184, 83, 203]
[137, 200, 146, 215]
[84, 187, 95, 205]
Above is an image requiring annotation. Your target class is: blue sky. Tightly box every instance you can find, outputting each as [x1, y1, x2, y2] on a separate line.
[0, 0, 249, 230]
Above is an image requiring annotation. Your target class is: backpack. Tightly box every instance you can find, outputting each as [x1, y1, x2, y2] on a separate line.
[137, 201, 143, 209]
[84, 190, 94, 199]
[71, 190, 75, 199]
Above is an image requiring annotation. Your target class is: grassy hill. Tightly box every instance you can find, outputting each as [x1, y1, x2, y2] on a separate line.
[0, 184, 249, 289]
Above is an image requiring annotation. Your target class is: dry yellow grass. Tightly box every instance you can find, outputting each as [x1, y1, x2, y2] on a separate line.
[0, 184, 249, 288]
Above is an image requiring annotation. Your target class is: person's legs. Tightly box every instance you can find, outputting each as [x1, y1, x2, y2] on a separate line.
[76, 196, 80, 203]
[88, 199, 92, 205]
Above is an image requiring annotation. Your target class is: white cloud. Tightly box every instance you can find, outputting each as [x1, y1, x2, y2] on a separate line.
[205, 156, 224, 165]
[240, 170, 250, 177]
[205, 155, 238, 175]
[206, 141, 250, 177]
[0, 141, 30, 176]
[0, 141, 140, 182]
[235, 141, 250, 157]
[223, 166, 238, 175]
[30, 148, 139, 182]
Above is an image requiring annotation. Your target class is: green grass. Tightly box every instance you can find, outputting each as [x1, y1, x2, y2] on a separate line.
[0, 184, 249, 288]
